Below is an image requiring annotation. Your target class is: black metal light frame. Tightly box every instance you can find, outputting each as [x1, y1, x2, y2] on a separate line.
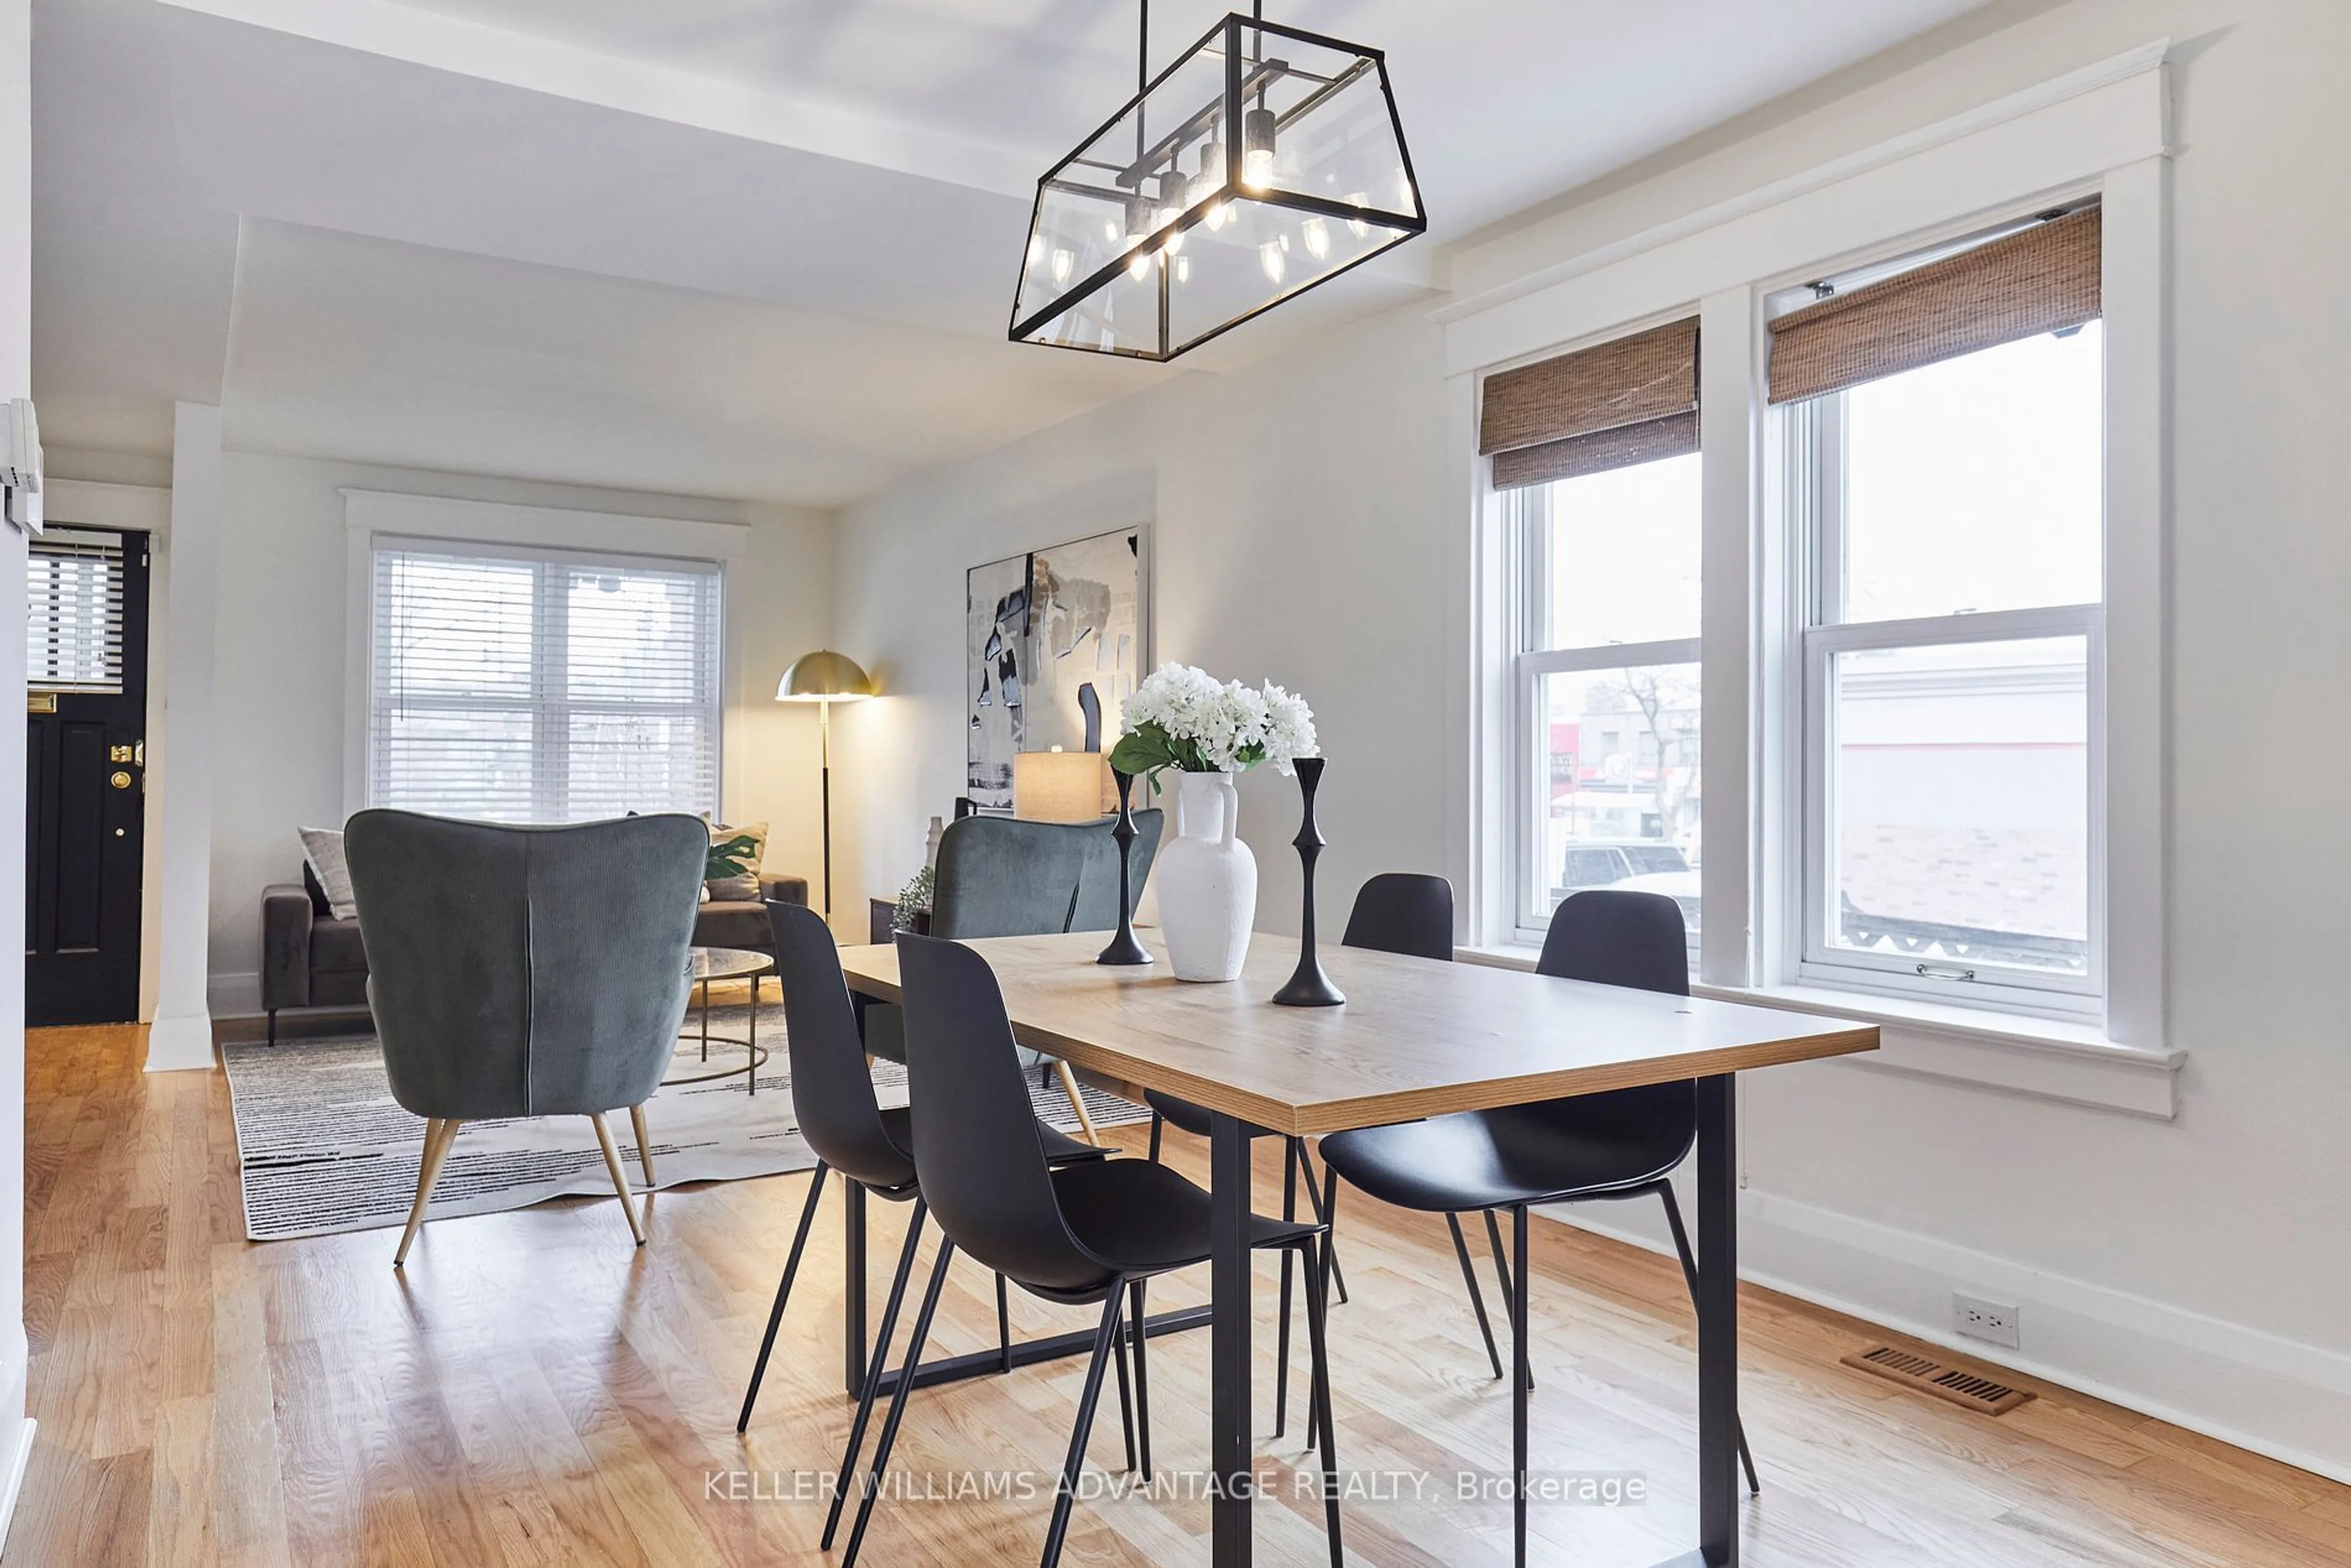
[1010, 9, 1427, 363]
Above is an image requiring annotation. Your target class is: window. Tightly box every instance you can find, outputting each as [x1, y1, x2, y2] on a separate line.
[28, 529, 128, 694]
[369, 537, 723, 823]
[1511, 460, 1703, 945]
[1479, 317, 1704, 951]
[1776, 209, 2104, 1014]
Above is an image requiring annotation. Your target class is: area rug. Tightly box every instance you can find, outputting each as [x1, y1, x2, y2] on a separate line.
[222, 994, 1151, 1242]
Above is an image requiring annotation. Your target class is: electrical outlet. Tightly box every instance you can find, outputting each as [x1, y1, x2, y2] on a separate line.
[1953, 1291, 2020, 1349]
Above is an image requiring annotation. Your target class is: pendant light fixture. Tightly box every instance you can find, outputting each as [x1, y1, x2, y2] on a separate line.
[1011, 2, 1424, 362]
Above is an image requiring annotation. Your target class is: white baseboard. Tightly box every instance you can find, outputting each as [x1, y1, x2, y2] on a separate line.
[1540, 1186, 2351, 1487]
[144, 1010, 218, 1073]
[207, 970, 261, 1019]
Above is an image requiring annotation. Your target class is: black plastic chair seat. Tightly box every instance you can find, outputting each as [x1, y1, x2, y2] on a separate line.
[1029, 1158, 1317, 1303]
[1320, 1096, 1692, 1215]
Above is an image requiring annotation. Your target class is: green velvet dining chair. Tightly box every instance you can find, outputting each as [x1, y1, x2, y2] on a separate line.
[906, 810, 1163, 1142]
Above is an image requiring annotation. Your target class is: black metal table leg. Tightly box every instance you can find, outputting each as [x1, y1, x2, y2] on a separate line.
[1645, 1075, 1741, 1568]
[1693, 1074, 1739, 1566]
[748, 972, 760, 1096]
[1209, 1111, 1254, 1567]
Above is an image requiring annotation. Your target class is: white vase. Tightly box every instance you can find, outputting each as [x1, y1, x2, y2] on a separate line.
[1155, 771, 1258, 982]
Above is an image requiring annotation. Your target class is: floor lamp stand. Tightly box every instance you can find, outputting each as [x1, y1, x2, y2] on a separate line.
[818, 697, 834, 923]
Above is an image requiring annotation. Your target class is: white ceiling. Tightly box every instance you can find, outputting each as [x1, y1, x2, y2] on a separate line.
[32, 0, 1993, 506]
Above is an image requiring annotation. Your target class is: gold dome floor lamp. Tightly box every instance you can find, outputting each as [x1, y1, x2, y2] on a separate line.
[777, 651, 874, 923]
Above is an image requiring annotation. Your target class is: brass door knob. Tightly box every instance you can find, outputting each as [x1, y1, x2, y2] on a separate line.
[110, 770, 133, 789]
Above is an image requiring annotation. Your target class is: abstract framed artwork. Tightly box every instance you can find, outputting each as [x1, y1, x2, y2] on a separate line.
[966, 527, 1147, 813]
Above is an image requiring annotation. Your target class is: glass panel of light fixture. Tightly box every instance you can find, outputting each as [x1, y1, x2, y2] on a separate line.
[1164, 198, 1408, 351]
[1024, 257, 1166, 356]
[1014, 40, 1230, 339]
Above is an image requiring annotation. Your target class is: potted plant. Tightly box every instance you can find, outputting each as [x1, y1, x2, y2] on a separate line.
[1109, 663, 1316, 981]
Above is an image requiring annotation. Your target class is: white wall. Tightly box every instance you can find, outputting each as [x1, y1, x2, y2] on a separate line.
[0, 0, 34, 1533]
[832, 0, 2351, 1480]
[146, 403, 224, 1071]
[204, 452, 834, 1010]
[724, 500, 840, 913]
[835, 304, 1455, 933]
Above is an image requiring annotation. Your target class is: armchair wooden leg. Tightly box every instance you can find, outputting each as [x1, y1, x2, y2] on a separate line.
[590, 1112, 647, 1246]
[1053, 1060, 1100, 1146]
[628, 1103, 656, 1187]
[394, 1118, 460, 1269]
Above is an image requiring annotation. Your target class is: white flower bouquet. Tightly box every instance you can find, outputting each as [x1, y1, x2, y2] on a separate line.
[1108, 662, 1318, 786]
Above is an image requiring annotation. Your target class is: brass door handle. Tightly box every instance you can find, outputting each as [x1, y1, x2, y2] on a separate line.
[110, 770, 133, 790]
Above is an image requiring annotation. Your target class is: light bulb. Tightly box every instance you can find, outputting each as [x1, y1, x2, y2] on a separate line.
[1278, 232, 1291, 253]
[1302, 217, 1330, 261]
[1162, 228, 1184, 257]
[1259, 240, 1286, 284]
[1242, 107, 1277, 190]
[1026, 234, 1045, 269]
[1203, 200, 1229, 231]
[1050, 247, 1073, 285]
[1104, 218, 1120, 244]
[1346, 192, 1370, 238]
[1128, 250, 1153, 282]
[1174, 255, 1191, 284]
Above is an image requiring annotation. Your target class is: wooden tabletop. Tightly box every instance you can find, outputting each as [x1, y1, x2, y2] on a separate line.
[838, 932, 1878, 1136]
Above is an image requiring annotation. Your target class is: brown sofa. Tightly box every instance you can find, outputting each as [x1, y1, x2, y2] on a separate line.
[260, 868, 809, 1045]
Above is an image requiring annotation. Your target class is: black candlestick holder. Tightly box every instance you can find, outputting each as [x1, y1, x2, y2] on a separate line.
[1272, 756, 1344, 1006]
[1096, 767, 1153, 966]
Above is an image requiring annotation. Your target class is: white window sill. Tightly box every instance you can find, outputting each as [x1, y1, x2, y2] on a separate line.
[1455, 944, 2183, 1119]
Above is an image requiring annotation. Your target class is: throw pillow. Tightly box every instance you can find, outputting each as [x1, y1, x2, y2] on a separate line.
[703, 817, 768, 902]
[298, 827, 359, 921]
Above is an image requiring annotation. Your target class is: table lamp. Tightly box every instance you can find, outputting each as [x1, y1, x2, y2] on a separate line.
[1013, 747, 1111, 823]
[776, 650, 874, 921]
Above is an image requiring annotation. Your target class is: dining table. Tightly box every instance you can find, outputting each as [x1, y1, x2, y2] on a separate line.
[835, 929, 1879, 1568]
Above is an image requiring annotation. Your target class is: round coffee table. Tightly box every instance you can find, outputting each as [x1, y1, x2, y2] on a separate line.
[664, 945, 775, 1092]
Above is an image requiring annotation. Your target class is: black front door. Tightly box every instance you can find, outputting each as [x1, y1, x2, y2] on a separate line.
[26, 527, 150, 1026]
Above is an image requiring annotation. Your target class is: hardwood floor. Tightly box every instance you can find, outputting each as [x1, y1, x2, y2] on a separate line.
[13, 1021, 2351, 1566]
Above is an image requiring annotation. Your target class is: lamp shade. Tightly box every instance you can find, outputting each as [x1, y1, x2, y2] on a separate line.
[1011, 13, 1423, 362]
[776, 650, 874, 703]
[1014, 748, 1110, 823]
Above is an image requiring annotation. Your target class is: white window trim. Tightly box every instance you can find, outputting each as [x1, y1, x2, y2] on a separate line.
[340, 489, 748, 822]
[1452, 42, 2174, 1115]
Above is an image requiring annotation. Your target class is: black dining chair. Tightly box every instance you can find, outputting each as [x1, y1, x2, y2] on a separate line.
[735, 901, 1119, 1553]
[842, 932, 1344, 1568]
[1317, 889, 1761, 1568]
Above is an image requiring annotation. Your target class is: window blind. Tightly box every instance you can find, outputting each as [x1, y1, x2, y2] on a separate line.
[1479, 317, 1699, 490]
[1768, 204, 2101, 405]
[370, 537, 724, 823]
[28, 529, 127, 694]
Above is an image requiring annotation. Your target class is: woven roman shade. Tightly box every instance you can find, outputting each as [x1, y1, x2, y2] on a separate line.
[1480, 317, 1698, 490]
[1768, 205, 2101, 405]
